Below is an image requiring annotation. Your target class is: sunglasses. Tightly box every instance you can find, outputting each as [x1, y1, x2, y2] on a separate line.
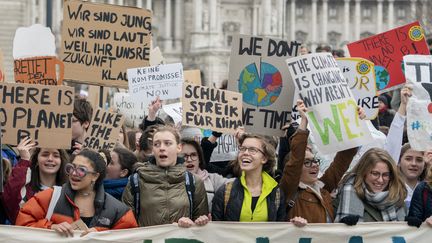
[65, 163, 98, 178]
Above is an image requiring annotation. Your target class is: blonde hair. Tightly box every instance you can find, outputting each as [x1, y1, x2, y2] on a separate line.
[425, 164, 432, 187]
[345, 148, 407, 207]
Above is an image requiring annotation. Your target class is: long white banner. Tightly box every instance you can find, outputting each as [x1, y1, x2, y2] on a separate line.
[0, 222, 430, 243]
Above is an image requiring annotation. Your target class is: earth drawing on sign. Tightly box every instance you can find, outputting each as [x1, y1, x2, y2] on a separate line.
[238, 61, 282, 107]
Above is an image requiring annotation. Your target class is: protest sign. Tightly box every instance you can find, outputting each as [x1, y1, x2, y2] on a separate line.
[184, 69, 202, 85]
[61, 0, 152, 88]
[228, 34, 301, 136]
[1, 222, 431, 243]
[83, 108, 125, 151]
[150, 46, 165, 66]
[181, 127, 238, 162]
[128, 63, 183, 100]
[182, 83, 242, 134]
[162, 102, 182, 126]
[404, 55, 432, 151]
[113, 92, 148, 128]
[286, 53, 372, 154]
[13, 24, 56, 59]
[0, 48, 5, 82]
[348, 21, 429, 92]
[337, 58, 379, 119]
[0, 83, 74, 148]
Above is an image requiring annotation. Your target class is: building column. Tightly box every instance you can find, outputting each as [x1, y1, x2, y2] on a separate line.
[262, 0, 271, 35]
[164, 0, 172, 51]
[343, 0, 350, 42]
[194, 0, 202, 32]
[209, 0, 217, 32]
[277, 0, 284, 37]
[388, 0, 394, 29]
[322, 0, 328, 43]
[422, 0, 428, 24]
[311, 0, 317, 49]
[290, 0, 296, 40]
[410, 0, 417, 20]
[252, 4, 258, 35]
[354, 0, 361, 41]
[146, 0, 152, 9]
[174, 0, 183, 51]
[39, 0, 46, 25]
[117, 0, 124, 5]
[377, 0, 383, 33]
[136, 0, 143, 8]
[108, 0, 115, 4]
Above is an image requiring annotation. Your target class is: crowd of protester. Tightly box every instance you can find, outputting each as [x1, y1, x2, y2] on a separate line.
[1, 41, 432, 237]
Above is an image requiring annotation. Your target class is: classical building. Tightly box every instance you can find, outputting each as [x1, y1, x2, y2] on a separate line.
[0, 0, 431, 87]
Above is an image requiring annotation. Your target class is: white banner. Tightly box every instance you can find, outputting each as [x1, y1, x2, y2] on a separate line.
[0, 222, 430, 243]
[404, 55, 432, 151]
[286, 53, 372, 154]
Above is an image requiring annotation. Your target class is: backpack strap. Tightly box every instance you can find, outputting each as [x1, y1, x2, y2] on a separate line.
[223, 181, 234, 216]
[130, 172, 140, 219]
[423, 186, 428, 208]
[286, 188, 301, 212]
[46, 186, 62, 221]
[275, 188, 281, 211]
[185, 171, 195, 219]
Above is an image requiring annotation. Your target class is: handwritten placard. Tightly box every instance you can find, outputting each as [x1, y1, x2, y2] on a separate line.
[228, 34, 301, 136]
[14, 56, 64, 85]
[0, 83, 74, 148]
[184, 70, 201, 85]
[61, 0, 152, 88]
[113, 92, 148, 128]
[337, 58, 379, 120]
[128, 63, 183, 100]
[286, 53, 372, 154]
[163, 102, 183, 126]
[348, 21, 429, 92]
[182, 83, 242, 134]
[84, 108, 125, 151]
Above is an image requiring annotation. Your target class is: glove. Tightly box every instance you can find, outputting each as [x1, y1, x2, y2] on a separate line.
[340, 215, 360, 226]
[406, 216, 422, 228]
[212, 131, 223, 138]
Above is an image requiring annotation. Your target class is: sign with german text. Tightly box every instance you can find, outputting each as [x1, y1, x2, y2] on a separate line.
[84, 108, 125, 151]
[0, 83, 74, 148]
[336, 58, 379, 119]
[128, 63, 183, 101]
[61, 0, 152, 88]
[228, 34, 301, 136]
[404, 55, 432, 151]
[286, 53, 372, 154]
[347, 21, 429, 92]
[182, 83, 242, 134]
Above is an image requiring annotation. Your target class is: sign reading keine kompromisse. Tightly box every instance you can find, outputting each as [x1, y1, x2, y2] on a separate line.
[61, 0, 151, 88]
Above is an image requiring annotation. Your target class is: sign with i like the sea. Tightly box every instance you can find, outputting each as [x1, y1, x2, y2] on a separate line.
[228, 34, 301, 136]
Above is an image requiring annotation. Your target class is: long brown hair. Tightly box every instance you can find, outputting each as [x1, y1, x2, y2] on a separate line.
[30, 148, 69, 192]
[344, 148, 406, 207]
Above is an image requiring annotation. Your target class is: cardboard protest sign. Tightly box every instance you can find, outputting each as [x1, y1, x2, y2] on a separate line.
[180, 127, 238, 162]
[228, 34, 301, 136]
[0, 49, 5, 82]
[150, 47, 165, 66]
[13, 24, 64, 85]
[113, 92, 148, 128]
[404, 55, 432, 151]
[83, 108, 125, 151]
[182, 83, 242, 134]
[0, 83, 74, 148]
[348, 21, 429, 92]
[61, 0, 152, 88]
[128, 63, 183, 101]
[286, 53, 372, 154]
[162, 102, 182, 126]
[184, 70, 201, 85]
[337, 58, 379, 119]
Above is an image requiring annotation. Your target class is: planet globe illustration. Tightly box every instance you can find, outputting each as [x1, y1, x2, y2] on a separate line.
[238, 62, 282, 107]
[374, 65, 390, 90]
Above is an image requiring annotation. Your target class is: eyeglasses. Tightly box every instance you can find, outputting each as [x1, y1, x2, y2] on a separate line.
[65, 163, 97, 178]
[182, 153, 198, 161]
[238, 146, 264, 155]
[369, 171, 391, 180]
[304, 158, 321, 167]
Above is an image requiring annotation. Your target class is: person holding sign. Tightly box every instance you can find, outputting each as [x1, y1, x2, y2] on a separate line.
[335, 148, 407, 224]
[122, 126, 209, 227]
[16, 149, 137, 236]
[211, 134, 291, 224]
[280, 100, 361, 223]
[3, 138, 69, 224]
